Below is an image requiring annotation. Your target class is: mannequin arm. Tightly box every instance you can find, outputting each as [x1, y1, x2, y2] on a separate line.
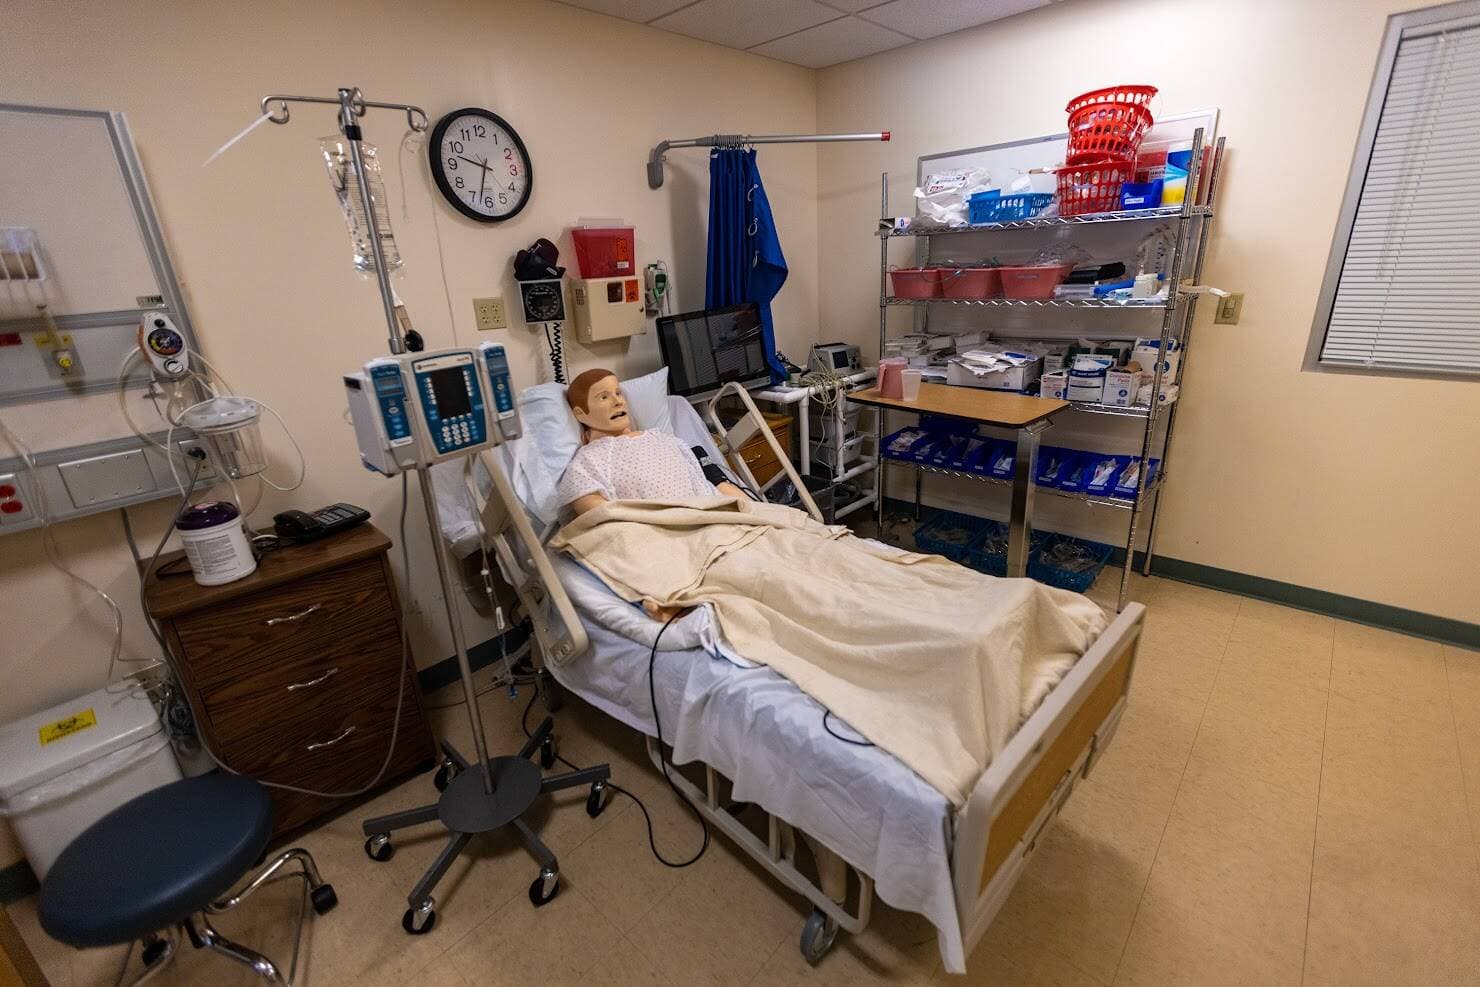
[568, 492, 607, 517]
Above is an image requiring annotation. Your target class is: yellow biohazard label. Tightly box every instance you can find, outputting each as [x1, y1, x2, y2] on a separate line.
[39, 708, 98, 746]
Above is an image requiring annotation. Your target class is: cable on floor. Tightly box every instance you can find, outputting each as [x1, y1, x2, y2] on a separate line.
[519, 616, 711, 868]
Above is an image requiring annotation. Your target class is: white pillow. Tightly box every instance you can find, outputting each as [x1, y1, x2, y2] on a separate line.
[512, 367, 676, 525]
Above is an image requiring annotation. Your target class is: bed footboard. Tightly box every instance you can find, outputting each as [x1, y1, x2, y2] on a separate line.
[950, 604, 1145, 958]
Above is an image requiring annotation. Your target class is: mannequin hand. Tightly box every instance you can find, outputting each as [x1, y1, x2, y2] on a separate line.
[716, 481, 746, 499]
[643, 599, 691, 623]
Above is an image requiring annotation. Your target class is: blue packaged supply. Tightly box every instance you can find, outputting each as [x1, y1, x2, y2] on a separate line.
[953, 435, 989, 471]
[1120, 179, 1163, 210]
[931, 433, 973, 466]
[984, 443, 1016, 479]
[1112, 457, 1160, 498]
[1034, 447, 1074, 487]
[1058, 454, 1093, 493]
[882, 426, 928, 460]
[1083, 454, 1130, 496]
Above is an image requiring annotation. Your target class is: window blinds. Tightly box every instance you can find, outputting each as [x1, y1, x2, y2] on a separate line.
[1319, 18, 1480, 374]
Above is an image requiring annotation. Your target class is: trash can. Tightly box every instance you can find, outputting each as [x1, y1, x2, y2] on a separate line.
[0, 683, 183, 879]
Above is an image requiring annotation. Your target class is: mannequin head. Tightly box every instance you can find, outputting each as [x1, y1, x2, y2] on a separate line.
[566, 368, 633, 440]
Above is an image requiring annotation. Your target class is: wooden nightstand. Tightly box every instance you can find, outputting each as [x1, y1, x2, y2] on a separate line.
[144, 523, 436, 840]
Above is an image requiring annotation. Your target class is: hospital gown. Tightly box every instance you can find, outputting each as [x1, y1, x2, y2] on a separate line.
[557, 430, 716, 509]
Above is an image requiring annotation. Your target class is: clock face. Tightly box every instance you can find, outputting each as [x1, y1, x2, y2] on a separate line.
[429, 108, 532, 223]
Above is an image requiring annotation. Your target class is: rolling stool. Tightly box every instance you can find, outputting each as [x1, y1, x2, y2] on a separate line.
[37, 774, 337, 986]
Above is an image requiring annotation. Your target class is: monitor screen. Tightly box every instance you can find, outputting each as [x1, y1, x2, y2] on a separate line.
[656, 303, 770, 397]
[427, 366, 472, 418]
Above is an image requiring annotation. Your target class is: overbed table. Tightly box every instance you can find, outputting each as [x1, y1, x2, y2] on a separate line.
[848, 383, 1069, 578]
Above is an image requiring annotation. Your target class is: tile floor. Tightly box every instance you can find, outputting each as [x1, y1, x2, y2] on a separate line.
[9, 573, 1480, 986]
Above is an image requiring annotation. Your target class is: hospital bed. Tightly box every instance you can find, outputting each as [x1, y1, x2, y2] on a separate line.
[441, 388, 1145, 973]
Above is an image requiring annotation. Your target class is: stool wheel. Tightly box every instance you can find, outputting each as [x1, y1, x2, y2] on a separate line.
[140, 937, 169, 967]
[433, 761, 458, 792]
[365, 834, 394, 862]
[586, 781, 608, 818]
[539, 735, 557, 770]
[311, 884, 339, 915]
[529, 868, 559, 907]
[402, 898, 436, 935]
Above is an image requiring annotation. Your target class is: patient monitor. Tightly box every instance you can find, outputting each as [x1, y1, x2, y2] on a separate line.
[344, 343, 521, 475]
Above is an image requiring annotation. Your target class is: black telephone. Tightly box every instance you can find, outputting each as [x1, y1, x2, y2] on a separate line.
[273, 503, 371, 543]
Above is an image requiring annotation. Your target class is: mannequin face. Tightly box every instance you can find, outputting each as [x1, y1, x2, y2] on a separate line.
[572, 375, 632, 437]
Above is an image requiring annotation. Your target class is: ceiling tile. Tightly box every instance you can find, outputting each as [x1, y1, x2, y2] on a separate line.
[652, 0, 842, 51]
[860, 0, 1050, 39]
[750, 15, 914, 69]
[555, 0, 695, 23]
[815, 0, 892, 11]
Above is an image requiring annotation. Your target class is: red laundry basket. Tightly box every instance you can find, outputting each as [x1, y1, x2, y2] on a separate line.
[1065, 85, 1158, 116]
[889, 268, 950, 299]
[1067, 101, 1153, 161]
[941, 268, 1003, 300]
[1057, 154, 1137, 216]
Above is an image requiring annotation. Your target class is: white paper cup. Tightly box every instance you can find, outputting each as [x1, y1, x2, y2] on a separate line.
[901, 368, 924, 400]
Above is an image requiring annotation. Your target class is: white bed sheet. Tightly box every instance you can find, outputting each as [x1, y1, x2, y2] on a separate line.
[547, 556, 967, 973]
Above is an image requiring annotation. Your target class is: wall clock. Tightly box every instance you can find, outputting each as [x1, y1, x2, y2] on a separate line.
[429, 108, 532, 222]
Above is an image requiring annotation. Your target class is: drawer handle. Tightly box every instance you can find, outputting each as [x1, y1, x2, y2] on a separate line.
[286, 667, 339, 692]
[305, 726, 355, 751]
[266, 604, 322, 627]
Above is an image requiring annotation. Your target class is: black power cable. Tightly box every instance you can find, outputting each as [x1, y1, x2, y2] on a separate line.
[521, 612, 711, 868]
[823, 710, 874, 747]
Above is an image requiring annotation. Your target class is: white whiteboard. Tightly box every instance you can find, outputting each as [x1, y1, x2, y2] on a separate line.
[0, 107, 161, 318]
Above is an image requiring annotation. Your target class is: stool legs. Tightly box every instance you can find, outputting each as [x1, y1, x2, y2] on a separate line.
[123, 929, 178, 987]
[185, 913, 286, 984]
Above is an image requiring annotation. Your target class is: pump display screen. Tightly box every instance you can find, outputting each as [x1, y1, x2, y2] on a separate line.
[427, 366, 471, 418]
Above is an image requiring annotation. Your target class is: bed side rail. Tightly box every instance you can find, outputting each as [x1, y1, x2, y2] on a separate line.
[472, 448, 589, 665]
[703, 382, 824, 523]
[950, 603, 1145, 954]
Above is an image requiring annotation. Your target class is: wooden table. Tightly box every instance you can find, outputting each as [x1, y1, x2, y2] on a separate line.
[848, 383, 1070, 577]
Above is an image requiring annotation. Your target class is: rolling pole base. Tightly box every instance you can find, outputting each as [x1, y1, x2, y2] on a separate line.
[360, 718, 610, 931]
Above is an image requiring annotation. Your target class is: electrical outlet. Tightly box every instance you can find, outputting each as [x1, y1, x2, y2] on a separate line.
[472, 296, 508, 332]
[1214, 292, 1244, 325]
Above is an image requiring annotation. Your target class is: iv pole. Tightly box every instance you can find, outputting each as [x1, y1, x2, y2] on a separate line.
[261, 86, 495, 788]
[258, 89, 610, 933]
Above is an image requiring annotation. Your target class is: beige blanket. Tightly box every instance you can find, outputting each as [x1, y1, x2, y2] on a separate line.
[550, 497, 1108, 806]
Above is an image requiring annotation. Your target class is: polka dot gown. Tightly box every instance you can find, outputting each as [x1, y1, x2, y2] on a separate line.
[557, 430, 717, 510]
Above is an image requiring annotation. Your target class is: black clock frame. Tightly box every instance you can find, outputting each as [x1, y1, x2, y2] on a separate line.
[428, 107, 533, 223]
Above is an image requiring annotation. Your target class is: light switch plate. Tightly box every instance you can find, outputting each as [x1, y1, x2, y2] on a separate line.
[1214, 292, 1244, 325]
[472, 296, 508, 332]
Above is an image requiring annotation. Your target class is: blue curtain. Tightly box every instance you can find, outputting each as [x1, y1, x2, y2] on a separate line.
[706, 147, 788, 383]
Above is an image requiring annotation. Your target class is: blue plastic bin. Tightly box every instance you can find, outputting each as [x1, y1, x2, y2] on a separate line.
[1028, 534, 1114, 593]
[913, 510, 987, 563]
[968, 192, 1055, 225]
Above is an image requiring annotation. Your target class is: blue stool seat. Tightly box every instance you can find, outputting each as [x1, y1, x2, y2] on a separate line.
[39, 774, 273, 948]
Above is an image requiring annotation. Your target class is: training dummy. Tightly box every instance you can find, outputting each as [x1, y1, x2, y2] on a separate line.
[556, 368, 745, 620]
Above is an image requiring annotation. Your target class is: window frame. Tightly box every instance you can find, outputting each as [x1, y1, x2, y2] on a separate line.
[1304, 0, 1480, 381]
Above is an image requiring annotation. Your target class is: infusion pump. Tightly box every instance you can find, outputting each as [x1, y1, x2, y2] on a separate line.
[345, 343, 521, 475]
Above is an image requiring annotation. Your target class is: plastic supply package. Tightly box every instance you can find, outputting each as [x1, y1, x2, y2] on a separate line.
[886, 427, 929, 456]
[914, 168, 996, 226]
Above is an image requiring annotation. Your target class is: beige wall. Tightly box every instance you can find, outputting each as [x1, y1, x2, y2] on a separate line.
[816, 0, 1479, 625]
[0, 0, 817, 869]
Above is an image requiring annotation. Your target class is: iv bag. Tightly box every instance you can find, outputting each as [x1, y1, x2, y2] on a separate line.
[320, 136, 403, 276]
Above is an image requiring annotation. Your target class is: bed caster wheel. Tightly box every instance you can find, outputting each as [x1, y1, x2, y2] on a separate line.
[139, 936, 169, 967]
[364, 833, 394, 862]
[433, 761, 458, 792]
[540, 735, 557, 770]
[800, 908, 839, 966]
[310, 883, 339, 915]
[402, 898, 436, 935]
[585, 781, 608, 818]
[528, 868, 560, 907]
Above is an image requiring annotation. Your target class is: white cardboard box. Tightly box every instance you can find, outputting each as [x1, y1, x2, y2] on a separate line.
[947, 357, 1043, 392]
[1102, 368, 1144, 407]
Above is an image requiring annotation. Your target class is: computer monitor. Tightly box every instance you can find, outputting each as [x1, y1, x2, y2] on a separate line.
[655, 303, 771, 397]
